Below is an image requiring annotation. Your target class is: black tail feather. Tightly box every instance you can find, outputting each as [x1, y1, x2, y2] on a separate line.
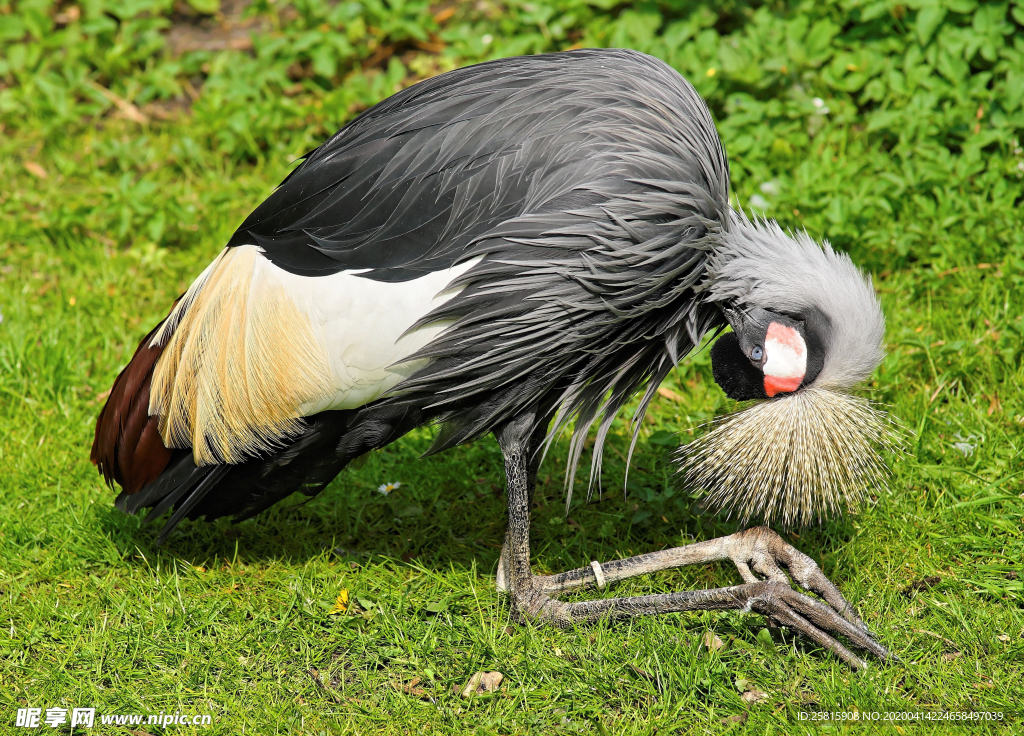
[113, 405, 425, 544]
[142, 468, 211, 524]
[116, 451, 196, 515]
[156, 465, 231, 546]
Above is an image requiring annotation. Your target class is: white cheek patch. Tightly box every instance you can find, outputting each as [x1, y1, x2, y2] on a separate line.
[763, 323, 807, 397]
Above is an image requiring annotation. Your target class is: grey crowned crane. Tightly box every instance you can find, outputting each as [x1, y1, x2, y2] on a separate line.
[93, 49, 891, 668]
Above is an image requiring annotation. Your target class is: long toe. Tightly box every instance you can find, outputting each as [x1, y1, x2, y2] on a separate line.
[745, 579, 887, 669]
[733, 527, 873, 632]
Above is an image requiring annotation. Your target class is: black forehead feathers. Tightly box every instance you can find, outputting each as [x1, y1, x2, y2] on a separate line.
[711, 333, 767, 401]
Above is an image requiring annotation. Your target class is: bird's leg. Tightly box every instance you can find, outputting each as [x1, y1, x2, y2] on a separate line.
[533, 527, 870, 630]
[494, 414, 889, 670]
[495, 417, 547, 594]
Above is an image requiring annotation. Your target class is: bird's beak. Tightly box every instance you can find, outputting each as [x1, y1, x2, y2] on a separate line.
[723, 306, 771, 336]
[722, 307, 746, 334]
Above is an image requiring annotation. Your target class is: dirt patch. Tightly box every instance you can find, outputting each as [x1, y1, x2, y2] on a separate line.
[141, 96, 193, 121]
[901, 575, 941, 598]
[166, 0, 270, 56]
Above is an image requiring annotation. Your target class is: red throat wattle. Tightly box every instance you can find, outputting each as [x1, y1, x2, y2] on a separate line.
[762, 322, 807, 397]
[764, 373, 802, 397]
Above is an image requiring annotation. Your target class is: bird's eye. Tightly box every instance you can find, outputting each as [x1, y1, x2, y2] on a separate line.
[750, 345, 764, 361]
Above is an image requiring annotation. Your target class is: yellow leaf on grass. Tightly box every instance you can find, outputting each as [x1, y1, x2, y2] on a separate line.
[24, 161, 48, 179]
[702, 631, 725, 651]
[740, 688, 769, 704]
[657, 386, 683, 402]
[328, 589, 349, 615]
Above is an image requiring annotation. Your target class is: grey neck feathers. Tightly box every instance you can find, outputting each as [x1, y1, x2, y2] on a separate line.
[700, 210, 885, 390]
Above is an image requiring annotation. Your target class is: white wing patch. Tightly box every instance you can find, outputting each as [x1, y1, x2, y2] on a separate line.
[149, 245, 476, 466]
[286, 253, 480, 416]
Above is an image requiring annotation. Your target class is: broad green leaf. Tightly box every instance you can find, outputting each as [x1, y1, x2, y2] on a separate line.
[805, 19, 840, 64]
[311, 45, 337, 79]
[0, 16, 27, 41]
[187, 0, 220, 14]
[630, 508, 652, 525]
[860, 2, 891, 22]
[936, 49, 968, 83]
[1005, 70, 1024, 111]
[728, 134, 754, 154]
[973, 3, 1012, 36]
[916, 6, 947, 45]
[861, 77, 886, 102]
[108, 0, 171, 19]
[648, 430, 677, 447]
[770, 138, 794, 157]
[609, 9, 662, 50]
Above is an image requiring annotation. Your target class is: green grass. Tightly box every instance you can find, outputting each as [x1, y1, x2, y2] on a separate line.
[2, 0, 1024, 733]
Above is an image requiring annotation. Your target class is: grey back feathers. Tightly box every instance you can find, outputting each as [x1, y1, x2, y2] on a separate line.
[230, 48, 729, 283]
[364, 49, 732, 498]
[369, 50, 883, 498]
[702, 211, 886, 389]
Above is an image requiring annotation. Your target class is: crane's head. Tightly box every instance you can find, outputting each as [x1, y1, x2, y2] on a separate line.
[710, 306, 824, 401]
[678, 212, 897, 527]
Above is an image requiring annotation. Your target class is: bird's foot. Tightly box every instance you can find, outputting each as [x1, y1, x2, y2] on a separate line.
[722, 526, 872, 633]
[499, 526, 888, 670]
[724, 575, 886, 670]
[719, 526, 890, 668]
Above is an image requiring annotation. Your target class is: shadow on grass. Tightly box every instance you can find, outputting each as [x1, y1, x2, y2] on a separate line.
[91, 432, 864, 590]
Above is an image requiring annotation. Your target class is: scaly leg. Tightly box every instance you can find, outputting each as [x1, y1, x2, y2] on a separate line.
[495, 415, 548, 593]
[493, 412, 889, 670]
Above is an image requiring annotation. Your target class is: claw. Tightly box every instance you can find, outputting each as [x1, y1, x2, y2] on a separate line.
[741, 579, 883, 670]
[719, 528, 889, 667]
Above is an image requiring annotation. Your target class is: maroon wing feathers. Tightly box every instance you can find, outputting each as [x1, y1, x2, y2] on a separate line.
[91, 321, 174, 494]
